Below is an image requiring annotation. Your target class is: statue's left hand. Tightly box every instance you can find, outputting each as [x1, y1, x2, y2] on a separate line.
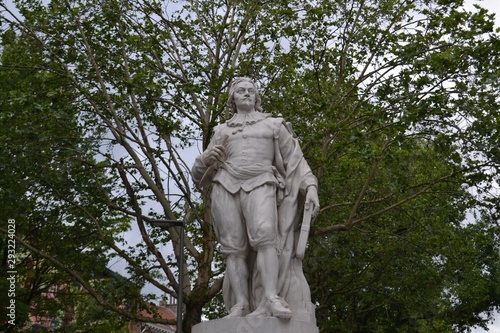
[305, 186, 320, 216]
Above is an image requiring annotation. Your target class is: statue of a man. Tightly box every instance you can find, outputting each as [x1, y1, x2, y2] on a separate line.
[191, 77, 319, 320]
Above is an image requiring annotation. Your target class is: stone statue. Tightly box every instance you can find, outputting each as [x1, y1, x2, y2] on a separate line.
[191, 77, 319, 322]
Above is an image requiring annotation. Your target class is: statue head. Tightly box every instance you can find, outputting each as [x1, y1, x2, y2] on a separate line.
[227, 77, 263, 113]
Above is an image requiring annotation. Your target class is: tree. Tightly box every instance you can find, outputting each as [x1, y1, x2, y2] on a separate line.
[0, 22, 139, 332]
[1, 0, 499, 332]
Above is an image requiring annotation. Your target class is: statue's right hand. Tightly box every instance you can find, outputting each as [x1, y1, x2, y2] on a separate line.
[202, 145, 227, 166]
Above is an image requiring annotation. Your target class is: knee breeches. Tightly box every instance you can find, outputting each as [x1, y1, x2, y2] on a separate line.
[211, 183, 278, 256]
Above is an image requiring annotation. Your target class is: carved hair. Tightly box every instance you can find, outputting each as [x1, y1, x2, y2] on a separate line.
[227, 77, 263, 113]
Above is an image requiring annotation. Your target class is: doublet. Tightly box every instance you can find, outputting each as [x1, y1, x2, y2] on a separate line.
[192, 111, 299, 193]
[213, 114, 280, 193]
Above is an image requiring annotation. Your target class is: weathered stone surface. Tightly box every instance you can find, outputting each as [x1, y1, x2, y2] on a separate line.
[191, 77, 320, 323]
[192, 317, 319, 333]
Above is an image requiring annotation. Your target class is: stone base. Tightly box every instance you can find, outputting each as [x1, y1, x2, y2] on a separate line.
[288, 300, 316, 324]
[192, 317, 319, 333]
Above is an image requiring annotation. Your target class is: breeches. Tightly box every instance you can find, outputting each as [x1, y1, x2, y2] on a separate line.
[211, 183, 278, 256]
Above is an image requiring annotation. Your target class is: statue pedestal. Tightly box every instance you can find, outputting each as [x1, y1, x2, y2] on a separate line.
[192, 317, 319, 333]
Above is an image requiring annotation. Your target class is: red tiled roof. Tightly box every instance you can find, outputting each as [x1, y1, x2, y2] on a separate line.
[136, 302, 177, 332]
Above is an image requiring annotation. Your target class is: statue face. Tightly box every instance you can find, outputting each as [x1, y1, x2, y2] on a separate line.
[233, 81, 256, 113]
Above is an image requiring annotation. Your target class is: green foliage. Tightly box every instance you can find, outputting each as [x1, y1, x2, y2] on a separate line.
[305, 163, 500, 331]
[0, 25, 135, 332]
